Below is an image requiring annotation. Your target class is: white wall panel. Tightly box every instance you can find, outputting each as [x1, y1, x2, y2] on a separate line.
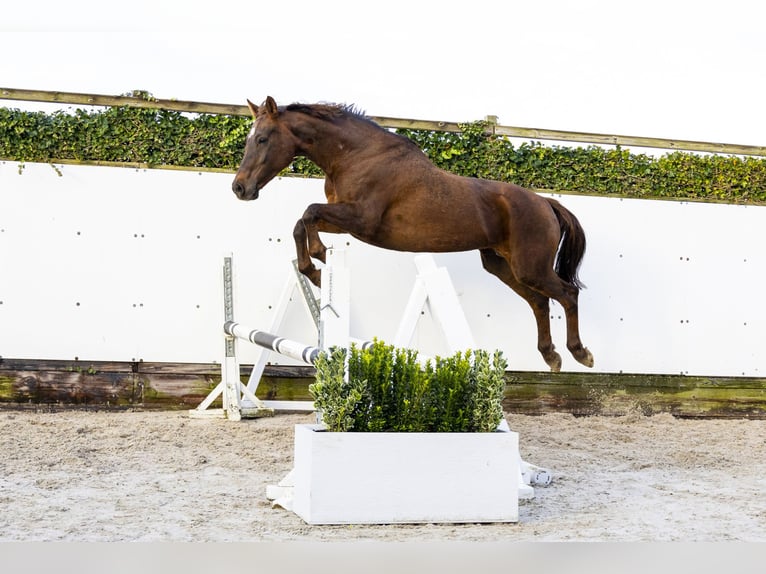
[1, 161, 764, 376]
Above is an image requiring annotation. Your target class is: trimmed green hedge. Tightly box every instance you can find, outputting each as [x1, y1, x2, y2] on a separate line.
[2, 98, 765, 203]
[0, 104, 251, 170]
[310, 340, 507, 433]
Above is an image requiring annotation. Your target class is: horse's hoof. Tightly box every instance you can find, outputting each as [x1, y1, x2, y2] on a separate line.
[576, 348, 594, 368]
[301, 267, 322, 288]
[546, 353, 562, 373]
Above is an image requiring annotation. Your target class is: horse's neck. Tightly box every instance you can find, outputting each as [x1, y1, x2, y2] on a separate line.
[290, 115, 383, 175]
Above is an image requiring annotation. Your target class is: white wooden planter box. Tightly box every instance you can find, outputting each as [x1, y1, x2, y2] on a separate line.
[291, 423, 520, 525]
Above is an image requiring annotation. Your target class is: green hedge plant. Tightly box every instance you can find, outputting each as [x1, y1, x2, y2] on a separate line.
[308, 340, 507, 432]
[2, 96, 765, 203]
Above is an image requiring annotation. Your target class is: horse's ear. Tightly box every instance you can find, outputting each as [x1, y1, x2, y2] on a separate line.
[246, 99, 259, 119]
[264, 96, 278, 117]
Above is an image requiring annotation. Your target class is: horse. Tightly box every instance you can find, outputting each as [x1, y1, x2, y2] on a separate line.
[232, 96, 593, 372]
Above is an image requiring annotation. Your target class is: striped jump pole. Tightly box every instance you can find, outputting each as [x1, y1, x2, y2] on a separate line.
[224, 320, 374, 363]
[223, 321, 323, 366]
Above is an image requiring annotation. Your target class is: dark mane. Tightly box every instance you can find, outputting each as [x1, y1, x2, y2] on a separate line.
[284, 102, 421, 151]
[285, 102, 369, 123]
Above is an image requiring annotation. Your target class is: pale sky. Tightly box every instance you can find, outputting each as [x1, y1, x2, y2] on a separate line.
[2, 0, 764, 147]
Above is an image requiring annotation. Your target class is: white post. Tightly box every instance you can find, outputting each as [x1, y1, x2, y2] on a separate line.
[319, 249, 351, 351]
[221, 351, 242, 421]
[221, 256, 242, 421]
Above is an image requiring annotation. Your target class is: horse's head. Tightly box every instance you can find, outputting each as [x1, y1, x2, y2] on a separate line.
[232, 96, 297, 200]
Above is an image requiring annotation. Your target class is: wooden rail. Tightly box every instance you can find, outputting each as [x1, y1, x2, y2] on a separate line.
[2, 359, 764, 418]
[4, 87, 766, 157]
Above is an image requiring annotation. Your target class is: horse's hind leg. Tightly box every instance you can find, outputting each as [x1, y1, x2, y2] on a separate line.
[480, 249, 563, 372]
[507, 251, 594, 369]
[556, 282, 594, 368]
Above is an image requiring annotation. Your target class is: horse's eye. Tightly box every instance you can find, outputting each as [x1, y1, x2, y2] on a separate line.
[258, 137, 268, 144]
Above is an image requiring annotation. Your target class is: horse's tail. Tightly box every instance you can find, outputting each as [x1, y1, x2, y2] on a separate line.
[547, 198, 587, 290]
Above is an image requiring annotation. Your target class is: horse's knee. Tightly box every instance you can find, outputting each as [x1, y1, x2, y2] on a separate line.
[309, 240, 327, 262]
[295, 213, 327, 262]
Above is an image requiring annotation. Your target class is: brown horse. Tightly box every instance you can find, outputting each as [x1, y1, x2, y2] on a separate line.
[232, 97, 593, 371]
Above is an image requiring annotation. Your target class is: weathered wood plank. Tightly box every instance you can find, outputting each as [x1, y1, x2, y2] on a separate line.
[136, 362, 220, 375]
[0, 368, 137, 407]
[0, 359, 312, 409]
[502, 372, 766, 418]
[492, 125, 766, 157]
[2, 359, 765, 417]
[0, 358, 136, 373]
[255, 377, 314, 403]
[137, 372, 219, 408]
[0, 87, 248, 116]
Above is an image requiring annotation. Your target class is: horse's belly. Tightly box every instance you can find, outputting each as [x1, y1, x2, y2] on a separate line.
[357, 223, 490, 253]
[351, 188, 502, 252]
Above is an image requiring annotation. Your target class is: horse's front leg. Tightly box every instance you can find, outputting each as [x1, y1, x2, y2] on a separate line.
[293, 203, 357, 287]
[292, 219, 322, 287]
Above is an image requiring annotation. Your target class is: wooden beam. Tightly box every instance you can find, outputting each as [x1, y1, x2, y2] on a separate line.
[6, 157, 237, 174]
[1, 359, 765, 418]
[373, 115, 463, 133]
[503, 371, 766, 419]
[492, 125, 766, 157]
[0, 87, 247, 116]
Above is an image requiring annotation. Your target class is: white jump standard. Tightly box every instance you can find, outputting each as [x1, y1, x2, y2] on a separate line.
[190, 250, 370, 419]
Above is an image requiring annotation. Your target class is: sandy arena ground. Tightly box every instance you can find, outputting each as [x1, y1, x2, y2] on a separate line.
[1, 408, 765, 542]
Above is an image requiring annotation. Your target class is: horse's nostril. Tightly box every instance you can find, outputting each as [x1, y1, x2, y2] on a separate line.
[232, 180, 244, 196]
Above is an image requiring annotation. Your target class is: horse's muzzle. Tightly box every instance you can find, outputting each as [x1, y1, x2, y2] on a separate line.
[232, 179, 259, 200]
